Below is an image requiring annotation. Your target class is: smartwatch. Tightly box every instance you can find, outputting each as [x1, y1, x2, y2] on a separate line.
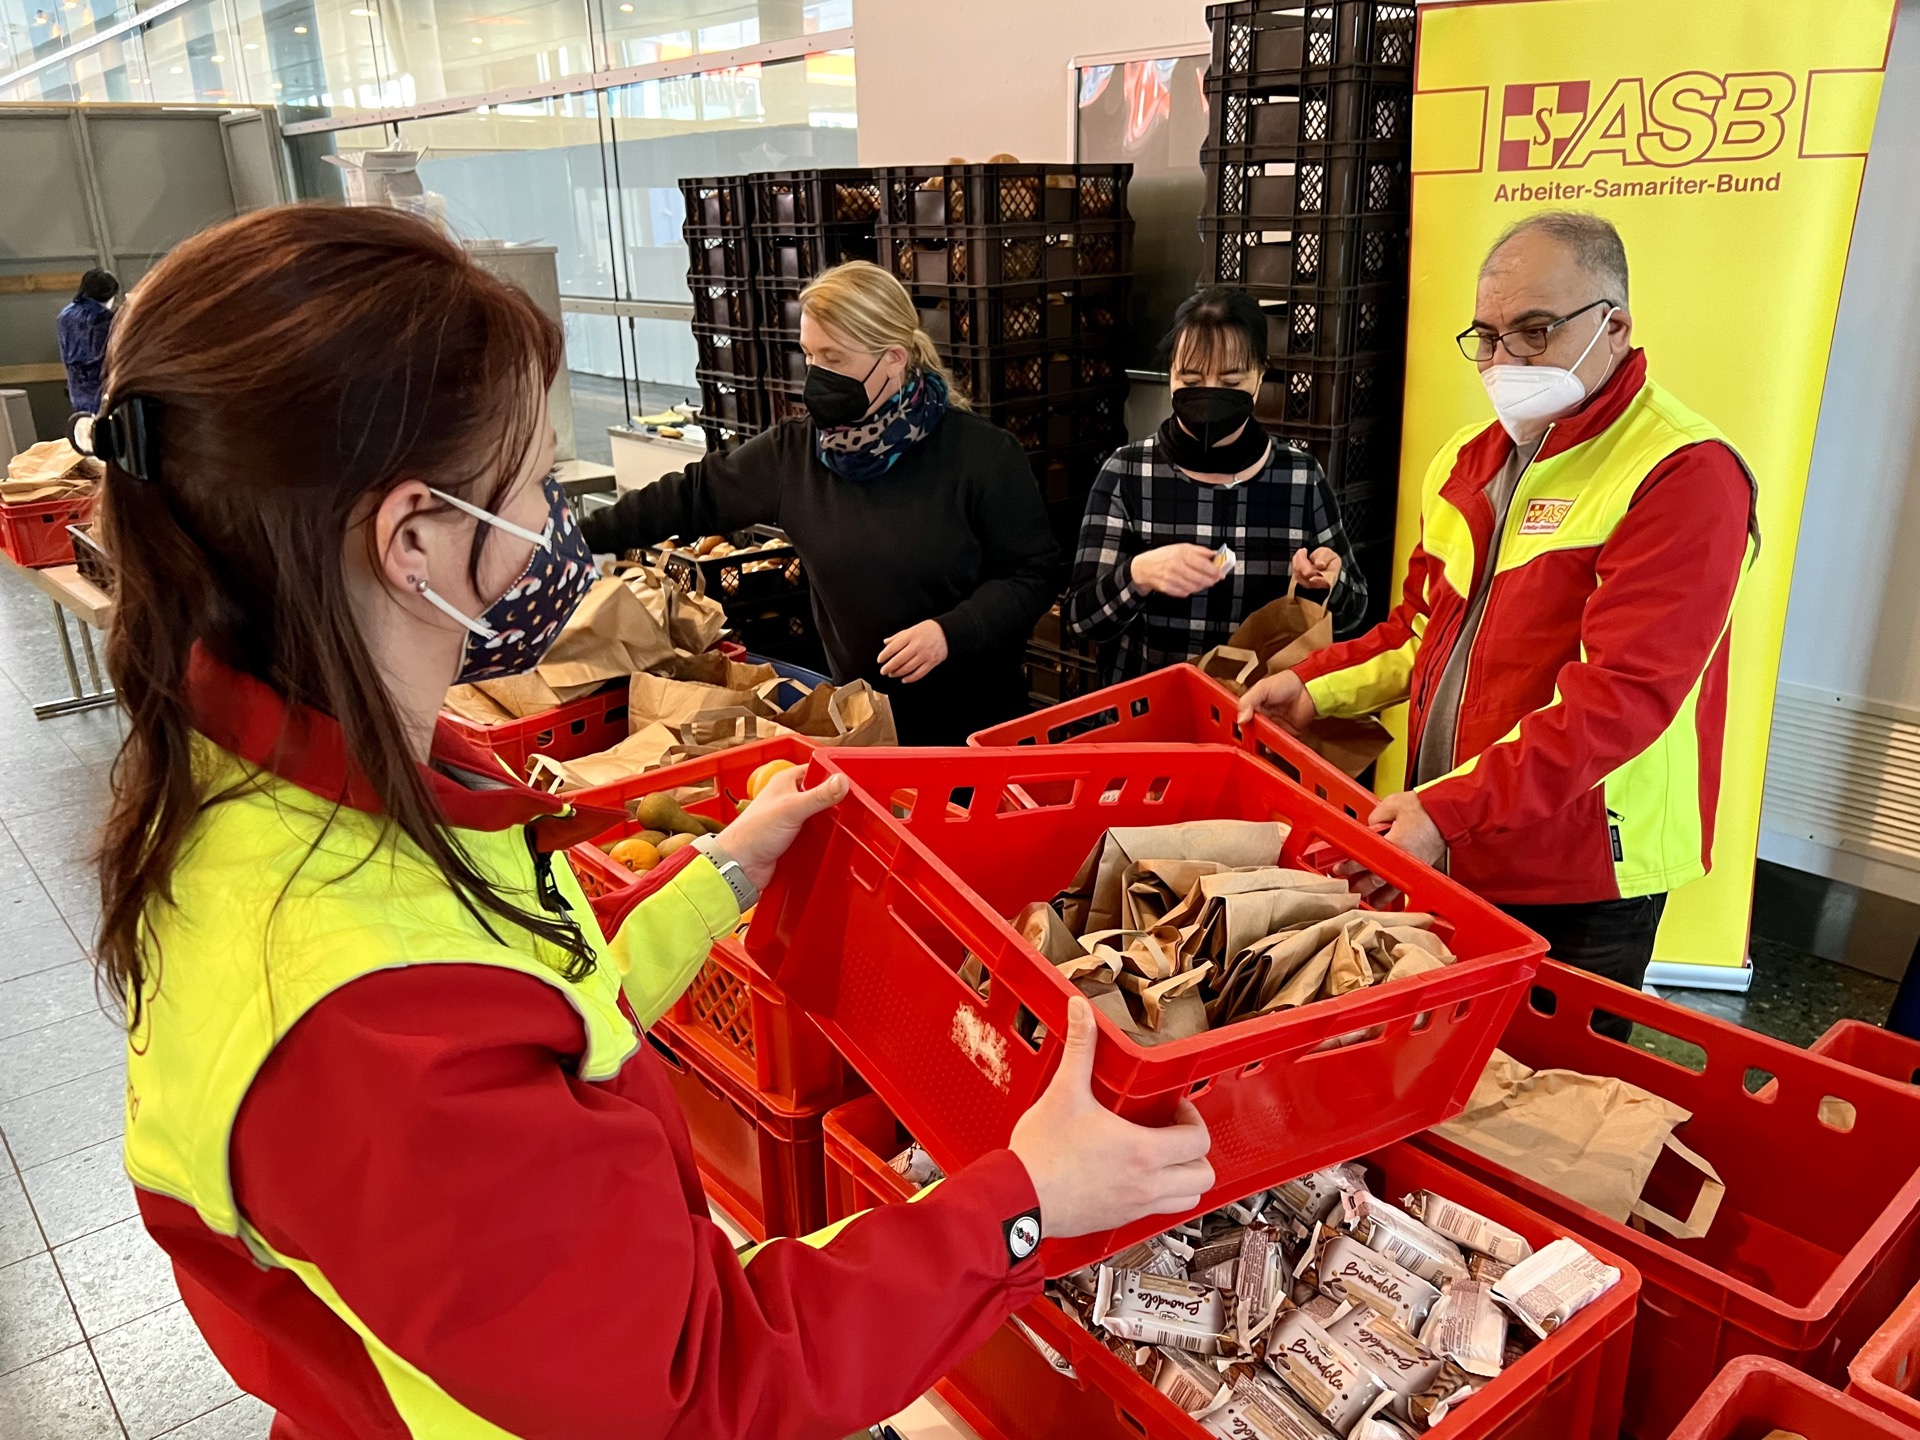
[691, 834, 760, 913]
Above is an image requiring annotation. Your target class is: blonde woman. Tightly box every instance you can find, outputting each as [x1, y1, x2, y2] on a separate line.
[586, 260, 1057, 743]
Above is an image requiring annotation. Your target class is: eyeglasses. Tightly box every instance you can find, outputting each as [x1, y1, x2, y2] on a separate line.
[1456, 298, 1616, 362]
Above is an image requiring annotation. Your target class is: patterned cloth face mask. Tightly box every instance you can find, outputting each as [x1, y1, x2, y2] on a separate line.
[414, 472, 597, 683]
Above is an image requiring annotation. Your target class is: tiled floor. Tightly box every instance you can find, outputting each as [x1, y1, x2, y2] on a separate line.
[0, 559, 1904, 1438]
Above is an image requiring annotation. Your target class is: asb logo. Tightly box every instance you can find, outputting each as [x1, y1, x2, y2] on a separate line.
[1500, 82, 1591, 170]
[1496, 72, 1797, 171]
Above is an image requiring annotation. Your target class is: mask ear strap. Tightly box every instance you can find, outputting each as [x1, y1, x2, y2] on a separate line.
[428, 486, 552, 549]
[412, 575, 498, 640]
[1571, 305, 1617, 372]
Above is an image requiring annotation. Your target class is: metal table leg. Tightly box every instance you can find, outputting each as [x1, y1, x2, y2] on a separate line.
[33, 597, 116, 720]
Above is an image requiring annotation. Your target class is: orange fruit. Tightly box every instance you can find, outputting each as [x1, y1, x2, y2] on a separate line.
[746, 758, 800, 800]
[608, 836, 662, 873]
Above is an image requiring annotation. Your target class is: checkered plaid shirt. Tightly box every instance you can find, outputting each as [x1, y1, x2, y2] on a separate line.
[1063, 435, 1368, 685]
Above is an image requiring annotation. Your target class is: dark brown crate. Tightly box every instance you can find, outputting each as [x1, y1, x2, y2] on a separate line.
[749, 169, 883, 229]
[647, 527, 806, 605]
[692, 327, 766, 381]
[1252, 283, 1405, 360]
[689, 281, 758, 332]
[1201, 213, 1406, 288]
[1205, 71, 1413, 151]
[879, 222, 1133, 287]
[754, 228, 878, 282]
[1207, 0, 1417, 77]
[1201, 145, 1409, 224]
[683, 226, 754, 283]
[679, 174, 753, 229]
[977, 384, 1130, 455]
[945, 338, 1129, 408]
[697, 371, 772, 429]
[877, 164, 1132, 228]
[911, 278, 1131, 349]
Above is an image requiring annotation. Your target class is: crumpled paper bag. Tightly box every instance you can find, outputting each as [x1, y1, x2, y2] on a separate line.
[1431, 1050, 1725, 1239]
[526, 723, 680, 793]
[4, 440, 100, 498]
[1228, 577, 1332, 673]
[533, 578, 678, 693]
[1057, 821, 1288, 937]
[762, 679, 897, 748]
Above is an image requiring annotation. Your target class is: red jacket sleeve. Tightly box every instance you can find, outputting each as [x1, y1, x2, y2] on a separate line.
[232, 965, 1043, 1439]
[1291, 529, 1437, 718]
[1417, 441, 1753, 844]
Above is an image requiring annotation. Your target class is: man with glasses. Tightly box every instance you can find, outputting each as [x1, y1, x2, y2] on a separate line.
[1242, 211, 1757, 1034]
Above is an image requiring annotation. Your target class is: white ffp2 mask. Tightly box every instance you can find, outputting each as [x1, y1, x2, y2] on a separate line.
[1481, 306, 1616, 440]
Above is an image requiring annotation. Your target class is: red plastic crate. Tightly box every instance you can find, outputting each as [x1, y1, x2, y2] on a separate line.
[0, 493, 94, 569]
[564, 735, 847, 1110]
[439, 682, 630, 778]
[749, 743, 1546, 1272]
[1418, 962, 1920, 1440]
[824, 1092, 1639, 1440]
[968, 663, 1377, 823]
[1676, 1355, 1920, 1440]
[1815, 1019, 1920, 1088]
[1851, 1280, 1920, 1429]
[648, 1014, 834, 1242]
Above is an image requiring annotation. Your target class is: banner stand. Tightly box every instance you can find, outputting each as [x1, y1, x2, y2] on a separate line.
[1646, 962, 1754, 995]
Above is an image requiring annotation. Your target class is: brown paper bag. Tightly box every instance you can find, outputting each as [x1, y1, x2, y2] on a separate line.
[659, 651, 777, 689]
[1059, 821, 1289, 937]
[1194, 645, 1262, 693]
[1228, 579, 1333, 674]
[4, 440, 100, 495]
[526, 723, 680, 793]
[679, 706, 787, 750]
[1301, 715, 1395, 778]
[1014, 902, 1091, 968]
[629, 665, 769, 730]
[623, 561, 728, 655]
[769, 680, 898, 748]
[1431, 1050, 1725, 1239]
[537, 578, 677, 691]
[443, 684, 519, 727]
[472, 672, 606, 719]
[1122, 859, 1231, 932]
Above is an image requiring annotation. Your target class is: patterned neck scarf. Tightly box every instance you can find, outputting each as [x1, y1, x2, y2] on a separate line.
[814, 368, 949, 482]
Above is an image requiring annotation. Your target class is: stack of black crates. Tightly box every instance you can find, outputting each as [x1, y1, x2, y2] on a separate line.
[1200, 0, 1417, 624]
[682, 175, 766, 454]
[872, 163, 1136, 558]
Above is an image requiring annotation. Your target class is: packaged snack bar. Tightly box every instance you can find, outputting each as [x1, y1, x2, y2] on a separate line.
[1402, 1190, 1532, 1267]
[1271, 1164, 1368, 1228]
[1234, 1224, 1292, 1348]
[1418, 1280, 1507, 1379]
[1152, 1346, 1232, 1417]
[1201, 1382, 1339, 1440]
[1009, 1315, 1077, 1379]
[1265, 1307, 1391, 1434]
[1491, 1238, 1621, 1340]
[1407, 1362, 1482, 1428]
[1341, 1191, 1468, 1286]
[1094, 1268, 1231, 1355]
[888, 1143, 943, 1189]
[1298, 1231, 1440, 1332]
[1327, 1306, 1444, 1400]
[1465, 1252, 1514, 1285]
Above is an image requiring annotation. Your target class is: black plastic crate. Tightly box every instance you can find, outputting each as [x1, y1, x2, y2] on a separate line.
[1265, 415, 1401, 499]
[647, 526, 806, 604]
[1253, 282, 1405, 359]
[1208, 0, 1417, 78]
[683, 226, 754, 283]
[699, 416, 764, 456]
[877, 164, 1132, 229]
[765, 338, 808, 388]
[757, 282, 806, 341]
[754, 228, 878, 282]
[679, 174, 753, 229]
[911, 277, 1131, 349]
[67, 523, 113, 594]
[1201, 212, 1405, 288]
[762, 376, 811, 426]
[1025, 632, 1104, 709]
[1202, 144, 1409, 223]
[1205, 71, 1412, 151]
[692, 326, 766, 381]
[689, 281, 758, 333]
[977, 384, 1130, 456]
[1254, 353, 1399, 432]
[731, 593, 828, 673]
[749, 169, 883, 229]
[944, 337, 1129, 408]
[697, 371, 772, 429]
[879, 222, 1134, 286]
[1029, 439, 1121, 506]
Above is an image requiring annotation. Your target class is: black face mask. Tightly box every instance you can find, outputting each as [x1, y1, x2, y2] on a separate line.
[803, 354, 885, 429]
[1160, 384, 1270, 476]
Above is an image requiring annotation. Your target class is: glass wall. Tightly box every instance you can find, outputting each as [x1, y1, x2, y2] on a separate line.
[3, 0, 856, 462]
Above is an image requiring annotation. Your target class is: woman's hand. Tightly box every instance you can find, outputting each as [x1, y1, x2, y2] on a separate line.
[1010, 997, 1214, 1240]
[1236, 670, 1318, 735]
[1130, 544, 1228, 598]
[1291, 546, 1343, 590]
[878, 620, 949, 683]
[719, 769, 850, 891]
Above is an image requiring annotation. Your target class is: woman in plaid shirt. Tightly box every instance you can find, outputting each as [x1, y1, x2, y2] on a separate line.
[1064, 289, 1367, 683]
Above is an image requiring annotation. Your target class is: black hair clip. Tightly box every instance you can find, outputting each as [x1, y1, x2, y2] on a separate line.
[68, 396, 160, 483]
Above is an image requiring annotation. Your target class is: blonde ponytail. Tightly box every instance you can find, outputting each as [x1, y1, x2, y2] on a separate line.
[799, 261, 972, 410]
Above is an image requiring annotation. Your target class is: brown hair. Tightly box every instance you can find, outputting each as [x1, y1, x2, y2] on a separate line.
[95, 203, 589, 1026]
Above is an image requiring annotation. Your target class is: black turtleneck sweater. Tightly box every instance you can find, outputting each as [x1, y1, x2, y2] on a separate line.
[581, 412, 1058, 745]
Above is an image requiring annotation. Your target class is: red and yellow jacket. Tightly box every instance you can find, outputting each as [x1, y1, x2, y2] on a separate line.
[127, 651, 1042, 1439]
[1293, 350, 1757, 906]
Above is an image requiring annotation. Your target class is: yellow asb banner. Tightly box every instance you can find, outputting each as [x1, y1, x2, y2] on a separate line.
[1394, 0, 1897, 974]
